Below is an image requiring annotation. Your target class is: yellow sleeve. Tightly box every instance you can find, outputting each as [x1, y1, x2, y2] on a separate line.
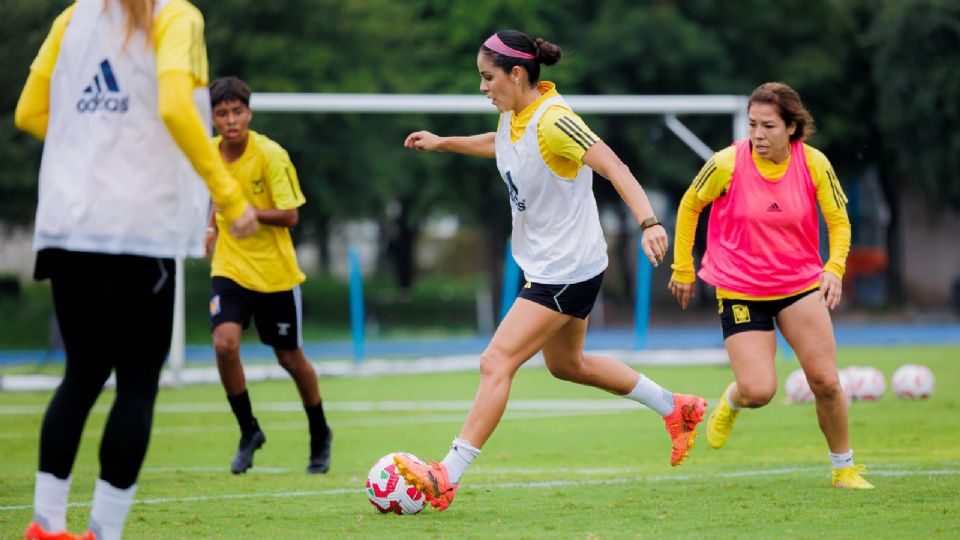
[539, 106, 600, 164]
[805, 145, 851, 279]
[14, 72, 51, 140]
[16, 4, 75, 140]
[670, 147, 735, 283]
[30, 4, 75, 78]
[153, 0, 208, 83]
[262, 139, 306, 210]
[158, 71, 247, 221]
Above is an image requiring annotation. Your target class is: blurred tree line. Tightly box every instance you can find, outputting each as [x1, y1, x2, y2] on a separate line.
[3, 0, 959, 304]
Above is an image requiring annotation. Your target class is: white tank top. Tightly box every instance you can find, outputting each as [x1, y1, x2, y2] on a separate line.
[34, 0, 210, 258]
[494, 95, 608, 284]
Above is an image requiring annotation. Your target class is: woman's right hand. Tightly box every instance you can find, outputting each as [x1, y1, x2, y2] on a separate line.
[668, 278, 695, 310]
[404, 131, 444, 152]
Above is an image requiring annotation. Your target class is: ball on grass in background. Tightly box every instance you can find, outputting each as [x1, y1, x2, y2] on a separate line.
[891, 364, 935, 399]
[852, 366, 886, 400]
[366, 453, 426, 515]
[785, 368, 814, 404]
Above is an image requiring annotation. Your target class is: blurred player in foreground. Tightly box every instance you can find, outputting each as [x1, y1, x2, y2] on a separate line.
[15, 1, 257, 538]
[669, 82, 873, 489]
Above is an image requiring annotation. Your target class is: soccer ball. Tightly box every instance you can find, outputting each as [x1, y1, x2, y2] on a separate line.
[891, 364, 935, 399]
[851, 366, 886, 400]
[365, 453, 426, 515]
[784, 368, 814, 404]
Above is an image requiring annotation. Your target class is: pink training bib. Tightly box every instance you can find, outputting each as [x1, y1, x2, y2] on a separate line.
[698, 139, 822, 296]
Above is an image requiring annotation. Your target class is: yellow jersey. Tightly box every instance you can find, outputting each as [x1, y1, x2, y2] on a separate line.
[503, 81, 601, 178]
[211, 130, 306, 292]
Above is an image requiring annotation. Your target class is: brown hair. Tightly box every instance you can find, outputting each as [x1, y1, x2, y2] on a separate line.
[479, 29, 562, 86]
[112, 0, 155, 44]
[748, 82, 816, 141]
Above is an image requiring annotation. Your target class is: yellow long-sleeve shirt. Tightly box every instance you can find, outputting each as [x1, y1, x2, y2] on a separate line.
[13, 0, 248, 223]
[671, 143, 851, 301]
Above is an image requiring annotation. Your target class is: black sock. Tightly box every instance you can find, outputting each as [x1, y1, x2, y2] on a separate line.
[305, 401, 330, 443]
[227, 390, 259, 435]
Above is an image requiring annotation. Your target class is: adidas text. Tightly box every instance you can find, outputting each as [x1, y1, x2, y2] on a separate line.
[76, 94, 129, 113]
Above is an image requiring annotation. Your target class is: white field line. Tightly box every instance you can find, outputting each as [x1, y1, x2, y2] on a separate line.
[0, 399, 647, 416]
[0, 405, 632, 440]
[1, 464, 957, 512]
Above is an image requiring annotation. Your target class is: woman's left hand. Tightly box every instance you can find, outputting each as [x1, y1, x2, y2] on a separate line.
[641, 224, 669, 267]
[820, 271, 843, 310]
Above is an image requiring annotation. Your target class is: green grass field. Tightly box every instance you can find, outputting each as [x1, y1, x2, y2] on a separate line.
[2, 345, 958, 539]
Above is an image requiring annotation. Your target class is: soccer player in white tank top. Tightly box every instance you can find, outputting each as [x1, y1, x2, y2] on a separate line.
[15, 1, 256, 538]
[392, 29, 709, 512]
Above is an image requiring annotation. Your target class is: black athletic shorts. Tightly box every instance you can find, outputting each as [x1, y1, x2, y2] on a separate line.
[517, 271, 603, 319]
[210, 276, 302, 350]
[718, 288, 818, 339]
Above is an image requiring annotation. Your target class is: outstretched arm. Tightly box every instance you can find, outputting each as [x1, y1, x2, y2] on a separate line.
[582, 141, 667, 267]
[404, 131, 495, 158]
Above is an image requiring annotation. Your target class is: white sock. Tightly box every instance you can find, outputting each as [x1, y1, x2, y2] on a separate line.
[726, 385, 742, 410]
[88, 479, 137, 540]
[441, 437, 480, 484]
[829, 449, 855, 470]
[33, 472, 71, 532]
[624, 374, 675, 416]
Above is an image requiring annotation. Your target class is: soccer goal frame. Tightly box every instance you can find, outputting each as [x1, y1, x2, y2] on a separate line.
[168, 92, 749, 384]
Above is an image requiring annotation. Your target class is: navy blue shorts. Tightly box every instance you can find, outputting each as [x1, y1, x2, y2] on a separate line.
[717, 288, 818, 339]
[517, 272, 603, 319]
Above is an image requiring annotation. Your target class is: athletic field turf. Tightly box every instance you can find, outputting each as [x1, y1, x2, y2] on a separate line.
[1, 345, 958, 539]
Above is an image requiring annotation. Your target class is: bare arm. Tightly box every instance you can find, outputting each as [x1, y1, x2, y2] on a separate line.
[582, 141, 667, 266]
[404, 131, 496, 158]
[257, 208, 298, 228]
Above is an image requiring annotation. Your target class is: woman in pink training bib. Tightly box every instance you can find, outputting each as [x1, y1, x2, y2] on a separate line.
[668, 82, 873, 489]
[392, 29, 709, 512]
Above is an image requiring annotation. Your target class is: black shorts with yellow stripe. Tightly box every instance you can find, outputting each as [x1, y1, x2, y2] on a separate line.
[717, 288, 818, 339]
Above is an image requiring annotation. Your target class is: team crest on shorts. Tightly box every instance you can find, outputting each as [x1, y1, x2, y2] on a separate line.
[210, 294, 221, 316]
[732, 304, 751, 324]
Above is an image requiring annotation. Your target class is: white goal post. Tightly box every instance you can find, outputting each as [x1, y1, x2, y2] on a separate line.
[167, 93, 748, 384]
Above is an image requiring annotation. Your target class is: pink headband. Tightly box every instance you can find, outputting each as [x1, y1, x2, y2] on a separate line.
[483, 33, 535, 60]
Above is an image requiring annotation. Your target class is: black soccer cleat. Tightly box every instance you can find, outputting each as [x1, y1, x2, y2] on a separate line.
[306, 429, 332, 474]
[230, 429, 266, 474]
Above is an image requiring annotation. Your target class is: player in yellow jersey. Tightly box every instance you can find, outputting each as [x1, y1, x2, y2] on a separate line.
[205, 76, 332, 475]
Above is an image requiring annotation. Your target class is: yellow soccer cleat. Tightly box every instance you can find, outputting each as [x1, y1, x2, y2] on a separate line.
[832, 465, 875, 489]
[707, 383, 741, 449]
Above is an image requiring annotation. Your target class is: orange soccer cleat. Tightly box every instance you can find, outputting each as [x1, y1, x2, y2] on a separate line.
[23, 522, 93, 540]
[393, 454, 459, 511]
[662, 393, 708, 466]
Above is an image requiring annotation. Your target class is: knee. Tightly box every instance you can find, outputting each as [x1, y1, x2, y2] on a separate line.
[479, 349, 514, 382]
[213, 332, 240, 358]
[808, 373, 842, 399]
[276, 351, 299, 372]
[736, 382, 776, 408]
[546, 356, 585, 383]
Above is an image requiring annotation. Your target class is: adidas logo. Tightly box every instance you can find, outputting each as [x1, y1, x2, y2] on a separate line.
[767, 202, 782, 212]
[76, 59, 129, 113]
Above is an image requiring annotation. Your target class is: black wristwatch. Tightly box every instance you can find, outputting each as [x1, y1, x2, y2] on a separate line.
[640, 216, 661, 231]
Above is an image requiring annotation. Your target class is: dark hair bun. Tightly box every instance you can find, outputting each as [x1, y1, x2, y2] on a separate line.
[534, 38, 562, 66]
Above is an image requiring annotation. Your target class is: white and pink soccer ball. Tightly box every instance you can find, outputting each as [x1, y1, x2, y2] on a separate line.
[891, 364, 935, 399]
[840, 366, 886, 401]
[785, 368, 814, 404]
[365, 453, 426, 515]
